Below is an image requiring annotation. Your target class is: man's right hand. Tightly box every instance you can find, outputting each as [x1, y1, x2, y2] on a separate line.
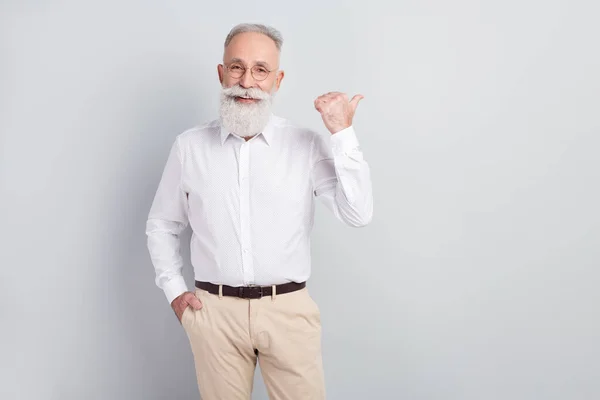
[171, 291, 203, 323]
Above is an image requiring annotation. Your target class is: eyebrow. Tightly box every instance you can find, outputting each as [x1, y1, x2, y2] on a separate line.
[229, 58, 272, 68]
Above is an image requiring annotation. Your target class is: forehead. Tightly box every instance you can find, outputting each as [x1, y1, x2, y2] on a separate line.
[224, 32, 279, 66]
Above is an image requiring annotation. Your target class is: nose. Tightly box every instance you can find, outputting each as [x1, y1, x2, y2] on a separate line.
[239, 68, 255, 89]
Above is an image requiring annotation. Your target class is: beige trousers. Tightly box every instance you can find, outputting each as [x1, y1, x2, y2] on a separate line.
[181, 286, 325, 400]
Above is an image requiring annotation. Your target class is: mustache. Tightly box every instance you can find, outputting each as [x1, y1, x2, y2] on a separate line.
[222, 85, 271, 100]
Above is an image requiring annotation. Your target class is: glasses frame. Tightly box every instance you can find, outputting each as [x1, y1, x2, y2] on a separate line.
[224, 62, 278, 82]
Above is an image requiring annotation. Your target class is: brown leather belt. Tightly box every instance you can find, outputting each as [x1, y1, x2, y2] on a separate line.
[195, 280, 305, 299]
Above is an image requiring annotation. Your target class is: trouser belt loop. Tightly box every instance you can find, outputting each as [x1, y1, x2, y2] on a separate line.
[271, 285, 276, 301]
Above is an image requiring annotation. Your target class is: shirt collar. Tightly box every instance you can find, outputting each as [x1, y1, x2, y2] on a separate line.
[219, 113, 275, 146]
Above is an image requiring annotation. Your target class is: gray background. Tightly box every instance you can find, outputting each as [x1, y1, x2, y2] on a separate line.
[1, 1, 599, 399]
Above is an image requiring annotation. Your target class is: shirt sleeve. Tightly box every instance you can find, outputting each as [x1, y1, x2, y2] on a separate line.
[310, 126, 373, 227]
[145, 136, 190, 304]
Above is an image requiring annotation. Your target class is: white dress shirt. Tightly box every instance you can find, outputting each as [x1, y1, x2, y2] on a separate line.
[145, 114, 373, 304]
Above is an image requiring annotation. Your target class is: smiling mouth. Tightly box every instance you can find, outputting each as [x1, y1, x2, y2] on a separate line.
[234, 96, 260, 102]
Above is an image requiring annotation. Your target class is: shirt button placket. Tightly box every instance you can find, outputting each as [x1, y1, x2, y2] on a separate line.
[239, 141, 254, 285]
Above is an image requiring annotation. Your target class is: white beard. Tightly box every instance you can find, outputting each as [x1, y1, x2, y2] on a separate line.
[219, 84, 275, 137]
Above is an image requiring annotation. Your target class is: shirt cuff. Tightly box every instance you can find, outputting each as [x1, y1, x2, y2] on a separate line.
[163, 275, 188, 305]
[330, 125, 360, 156]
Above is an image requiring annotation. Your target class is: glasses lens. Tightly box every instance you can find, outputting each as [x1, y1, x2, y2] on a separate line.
[228, 64, 244, 78]
[252, 66, 269, 81]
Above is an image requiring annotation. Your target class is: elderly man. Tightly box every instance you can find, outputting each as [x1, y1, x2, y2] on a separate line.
[145, 23, 373, 399]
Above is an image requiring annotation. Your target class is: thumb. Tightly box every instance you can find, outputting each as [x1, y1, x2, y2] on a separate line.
[349, 94, 364, 112]
[189, 295, 203, 310]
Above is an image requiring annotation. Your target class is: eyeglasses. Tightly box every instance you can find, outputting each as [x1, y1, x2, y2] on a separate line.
[224, 62, 277, 81]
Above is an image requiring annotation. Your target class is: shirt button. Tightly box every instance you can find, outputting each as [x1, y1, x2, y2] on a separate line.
[243, 248, 249, 253]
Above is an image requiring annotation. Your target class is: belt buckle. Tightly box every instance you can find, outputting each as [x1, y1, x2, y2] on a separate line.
[239, 285, 263, 299]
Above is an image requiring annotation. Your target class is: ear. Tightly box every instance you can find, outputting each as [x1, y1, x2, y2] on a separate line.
[275, 70, 285, 90]
[217, 64, 224, 84]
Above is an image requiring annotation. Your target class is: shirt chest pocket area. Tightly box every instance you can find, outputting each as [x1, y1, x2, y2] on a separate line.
[186, 163, 311, 214]
[255, 169, 312, 213]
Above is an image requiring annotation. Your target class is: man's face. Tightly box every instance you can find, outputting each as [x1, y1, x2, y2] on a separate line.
[218, 31, 284, 94]
[217, 32, 285, 137]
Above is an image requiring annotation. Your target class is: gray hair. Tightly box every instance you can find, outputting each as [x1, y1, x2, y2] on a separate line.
[224, 23, 283, 52]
